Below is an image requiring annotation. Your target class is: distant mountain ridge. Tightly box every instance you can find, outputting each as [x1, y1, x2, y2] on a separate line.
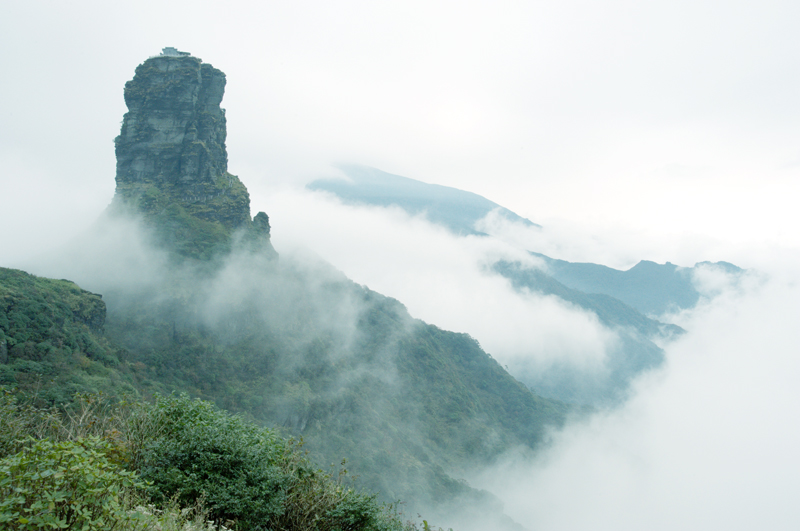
[531, 253, 743, 316]
[492, 260, 675, 404]
[306, 165, 743, 405]
[308, 165, 540, 236]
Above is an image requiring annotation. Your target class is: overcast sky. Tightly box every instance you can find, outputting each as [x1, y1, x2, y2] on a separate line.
[2, 0, 800, 268]
[2, 3, 800, 529]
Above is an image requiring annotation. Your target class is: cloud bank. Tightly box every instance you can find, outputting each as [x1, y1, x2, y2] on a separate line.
[469, 267, 800, 530]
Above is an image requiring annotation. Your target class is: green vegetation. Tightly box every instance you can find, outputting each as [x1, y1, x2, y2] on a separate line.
[0, 388, 424, 531]
[0, 437, 145, 530]
[0, 267, 136, 403]
[0, 51, 570, 530]
[111, 172, 257, 261]
[94, 259, 567, 510]
[0, 258, 565, 523]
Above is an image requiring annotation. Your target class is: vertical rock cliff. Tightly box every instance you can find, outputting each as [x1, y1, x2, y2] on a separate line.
[112, 49, 275, 259]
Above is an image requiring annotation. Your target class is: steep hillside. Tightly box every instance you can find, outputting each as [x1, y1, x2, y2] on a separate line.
[96, 254, 566, 510]
[0, 267, 136, 403]
[0, 257, 562, 523]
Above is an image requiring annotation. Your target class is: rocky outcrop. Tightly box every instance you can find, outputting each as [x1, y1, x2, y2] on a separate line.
[112, 50, 275, 259]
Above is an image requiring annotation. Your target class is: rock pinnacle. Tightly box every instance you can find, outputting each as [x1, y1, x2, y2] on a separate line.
[112, 48, 275, 260]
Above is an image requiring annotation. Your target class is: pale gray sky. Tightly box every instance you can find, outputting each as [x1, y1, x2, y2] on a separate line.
[2, 0, 800, 267]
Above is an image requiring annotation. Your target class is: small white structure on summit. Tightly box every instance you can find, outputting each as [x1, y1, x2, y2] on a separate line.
[161, 47, 190, 57]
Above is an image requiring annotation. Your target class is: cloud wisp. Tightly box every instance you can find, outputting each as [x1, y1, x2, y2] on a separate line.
[260, 186, 621, 371]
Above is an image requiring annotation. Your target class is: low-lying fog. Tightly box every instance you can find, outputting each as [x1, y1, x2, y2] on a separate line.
[471, 270, 800, 530]
[254, 186, 800, 530]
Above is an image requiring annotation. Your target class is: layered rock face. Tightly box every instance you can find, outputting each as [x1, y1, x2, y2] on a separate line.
[113, 51, 274, 259]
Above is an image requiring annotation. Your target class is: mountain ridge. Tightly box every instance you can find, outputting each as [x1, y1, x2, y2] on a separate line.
[303, 164, 743, 406]
[531, 252, 743, 316]
[308, 165, 540, 236]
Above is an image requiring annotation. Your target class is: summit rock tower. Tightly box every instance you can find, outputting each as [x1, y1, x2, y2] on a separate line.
[112, 48, 274, 259]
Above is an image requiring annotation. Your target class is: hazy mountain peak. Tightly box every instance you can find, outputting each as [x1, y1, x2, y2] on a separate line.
[308, 164, 540, 236]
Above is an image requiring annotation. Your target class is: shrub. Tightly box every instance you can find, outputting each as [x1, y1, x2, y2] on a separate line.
[272, 452, 408, 531]
[117, 493, 233, 531]
[0, 388, 417, 531]
[0, 437, 145, 530]
[137, 394, 290, 530]
[137, 394, 414, 531]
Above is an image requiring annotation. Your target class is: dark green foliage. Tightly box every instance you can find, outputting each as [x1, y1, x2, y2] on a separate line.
[396, 324, 564, 456]
[0, 268, 136, 403]
[320, 491, 391, 531]
[0, 437, 145, 530]
[96, 259, 568, 512]
[137, 394, 289, 530]
[0, 387, 416, 531]
[133, 394, 418, 531]
[0, 254, 565, 522]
